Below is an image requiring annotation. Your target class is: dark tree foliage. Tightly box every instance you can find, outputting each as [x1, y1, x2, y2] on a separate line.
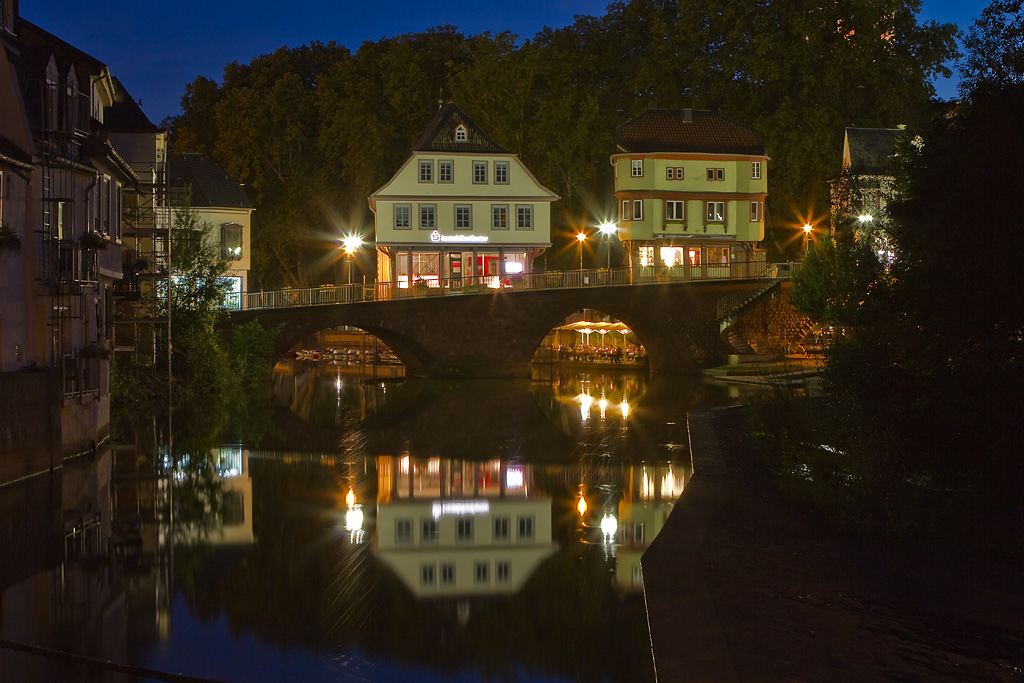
[166, 1, 956, 287]
[960, 0, 1024, 93]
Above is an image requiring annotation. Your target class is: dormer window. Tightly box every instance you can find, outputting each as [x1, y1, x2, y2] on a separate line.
[455, 124, 468, 143]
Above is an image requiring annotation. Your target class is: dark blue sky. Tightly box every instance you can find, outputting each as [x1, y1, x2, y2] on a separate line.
[25, 0, 988, 126]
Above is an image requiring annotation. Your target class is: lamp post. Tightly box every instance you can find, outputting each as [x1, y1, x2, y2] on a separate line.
[576, 231, 587, 270]
[598, 221, 617, 269]
[801, 223, 813, 255]
[342, 234, 362, 284]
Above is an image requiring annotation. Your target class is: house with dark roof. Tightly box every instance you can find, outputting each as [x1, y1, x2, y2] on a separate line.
[369, 104, 557, 289]
[611, 109, 768, 276]
[831, 127, 909, 258]
[0, 6, 156, 473]
[168, 153, 253, 302]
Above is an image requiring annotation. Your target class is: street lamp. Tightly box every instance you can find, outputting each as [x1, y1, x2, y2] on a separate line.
[576, 231, 587, 270]
[598, 221, 617, 269]
[342, 234, 362, 284]
[801, 223, 813, 254]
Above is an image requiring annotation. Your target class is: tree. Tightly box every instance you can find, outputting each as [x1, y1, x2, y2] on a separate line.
[961, 0, 1024, 94]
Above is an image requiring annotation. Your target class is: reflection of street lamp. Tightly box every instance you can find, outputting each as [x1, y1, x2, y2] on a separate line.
[598, 221, 616, 268]
[342, 234, 362, 284]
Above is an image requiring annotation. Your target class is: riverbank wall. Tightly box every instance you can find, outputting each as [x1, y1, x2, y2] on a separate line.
[0, 369, 61, 486]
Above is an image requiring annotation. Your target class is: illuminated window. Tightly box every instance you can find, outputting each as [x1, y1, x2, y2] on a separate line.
[494, 161, 509, 184]
[441, 563, 455, 585]
[438, 160, 453, 183]
[473, 161, 487, 184]
[517, 516, 534, 540]
[396, 519, 413, 544]
[457, 518, 474, 541]
[474, 561, 489, 584]
[638, 246, 654, 267]
[455, 204, 472, 230]
[491, 205, 509, 230]
[394, 204, 411, 229]
[421, 518, 439, 543]
[706, 168, 725, 181]
[220, 223, 243, 260]
[418, 160, 433, 183]
[421, 564, 436, 586]
[708, 246, 729, 265]
[632, 199, 643, 221]
[496, 561, 511, 583]
[665, 201, 684, 221]
[706, 202, 725, 222]
[751, 161, 761, 179]
[631, 159, 643, 177]
[493, 516, 510, 540]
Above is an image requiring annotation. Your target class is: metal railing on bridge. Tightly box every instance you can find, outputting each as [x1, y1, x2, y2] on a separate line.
[230, 261, 796, 312]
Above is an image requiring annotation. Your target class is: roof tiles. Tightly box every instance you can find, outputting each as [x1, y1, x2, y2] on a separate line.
[616, 109, 764, 155]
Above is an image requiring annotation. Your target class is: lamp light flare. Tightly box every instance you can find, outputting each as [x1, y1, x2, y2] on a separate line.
[346, 488, 355, 508]
[598, 221, 617, 236]
[577, 495, 587, 516]
[802, 223, 813, 234]
[576, 232, 587, 243]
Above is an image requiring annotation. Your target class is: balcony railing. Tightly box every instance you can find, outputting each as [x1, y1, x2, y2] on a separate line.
[235, 262, 795, 312]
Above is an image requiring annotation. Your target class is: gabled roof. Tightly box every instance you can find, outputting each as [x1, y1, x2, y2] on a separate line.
[616, 109, 765, 155]
[105, 77, 161, 133]
[411, 103, 508, 154]
[168, 154, 250, 209]
[843, 127, 906, 175]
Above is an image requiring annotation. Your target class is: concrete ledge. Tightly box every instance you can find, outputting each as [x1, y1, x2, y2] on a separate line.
[641, 408, 738, 682]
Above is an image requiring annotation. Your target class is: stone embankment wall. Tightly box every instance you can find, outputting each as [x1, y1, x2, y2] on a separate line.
[731, 283, 813, 355]
[0, 369, 61, 485]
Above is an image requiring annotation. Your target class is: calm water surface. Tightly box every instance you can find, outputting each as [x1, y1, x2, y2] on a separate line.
[0, 362, 741, 682]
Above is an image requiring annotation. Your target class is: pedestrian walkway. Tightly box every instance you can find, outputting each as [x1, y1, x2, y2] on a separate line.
[641, 406, 1024, 682]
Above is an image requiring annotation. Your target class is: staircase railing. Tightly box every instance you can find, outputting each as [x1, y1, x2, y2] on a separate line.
[716, 262, 797, 330]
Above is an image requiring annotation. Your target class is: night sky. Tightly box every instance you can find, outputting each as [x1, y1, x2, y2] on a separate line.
[24, 0, 991, 126]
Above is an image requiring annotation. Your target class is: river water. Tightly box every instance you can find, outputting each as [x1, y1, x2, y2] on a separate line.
[0, 361, 743, 682]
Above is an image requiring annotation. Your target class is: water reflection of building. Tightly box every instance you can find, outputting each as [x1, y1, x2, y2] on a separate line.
[211, 445, 254, 545]
[375, 456, 558, 598]
[612, 464, 686, 593]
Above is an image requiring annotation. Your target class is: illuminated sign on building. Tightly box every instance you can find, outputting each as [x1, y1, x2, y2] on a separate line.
[431, 499, 490, 519]
[430, 230, 489, 244]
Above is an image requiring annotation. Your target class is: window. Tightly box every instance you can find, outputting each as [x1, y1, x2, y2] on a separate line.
[751, 161, 761, 179]
[418, 160, 433, 183]
[633, 523, 645, 543]
[439, 160, 453, 183]
[419, 204, 436, 229]
[492, 205, 509, 230]
[394, 204, 411, 229]
[221, 223, 243, 259]
[750, 201, 761, 221]
[632, 199, 643, 221]
[621, 200, 631, 221]
[706, 168, 725, 181]
[455, 204, 472, 230]
[494, 161, 509, 184]
[706, 202, 725, 222]
[441, 563, 456, 585]
[665, 201, 684, 221]
[516, 205, 533, 230]
[517, 516, 534, 540]
[631, 159, 643, 177]
[496, 561, 511, 583]
[396, 519, 413, 544]
[666, 166, 683, 180]
[421, 518, 439, 543]
[455, 124, 468, 142]
[421, 564, 436, 586]
[457, 518, 474, 541]
[708, 246, 730, 265]
[474, 561, 489, 584]
[473, 161, 487, 184]
[493, 516, 510, 541]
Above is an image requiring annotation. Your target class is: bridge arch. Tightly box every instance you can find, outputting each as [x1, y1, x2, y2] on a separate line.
[227, 280, 766, 379]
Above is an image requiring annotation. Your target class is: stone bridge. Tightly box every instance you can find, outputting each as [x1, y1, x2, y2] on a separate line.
[225, 280, 803, 379]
